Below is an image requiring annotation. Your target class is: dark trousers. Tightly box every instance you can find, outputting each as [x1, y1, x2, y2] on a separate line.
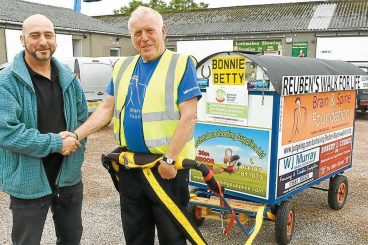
[118, 168, 189, 245]
[10, 182, 83, 245]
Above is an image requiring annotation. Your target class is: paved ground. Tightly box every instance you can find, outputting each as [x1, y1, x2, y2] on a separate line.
[0, 112, 367, 245]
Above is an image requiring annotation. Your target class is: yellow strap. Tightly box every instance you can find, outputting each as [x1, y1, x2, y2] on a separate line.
[117, 152, 186, 170]
[118, 152, 160, 169]
[127, 161, 157, 169]
[143, 169, 206, 245]
[245, 206, 265, 245]
[266, 211, 277, 221]
[112, 161, 120, 172]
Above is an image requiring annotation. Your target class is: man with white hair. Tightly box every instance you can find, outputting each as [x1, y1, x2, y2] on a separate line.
[73, 6, 202, 245]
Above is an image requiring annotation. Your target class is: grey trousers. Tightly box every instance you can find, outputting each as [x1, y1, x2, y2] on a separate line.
[10, 182, 83, 245]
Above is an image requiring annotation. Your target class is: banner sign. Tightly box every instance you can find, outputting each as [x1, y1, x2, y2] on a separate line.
[319, 136, 352, 177]
[206, 86, 248, 126]
[282, 75, 365, 96]
[279, 90, 355, 149]
[292, 41, 308, 57]
[276, 134, 353, 197]
[192, 123, 271, 199]
[276, 90, 355, 198]
[211, 56, 246, 85]
[359, 75, 368, 89]
[277, 147, 320, 196]
[234, 39, 282, 52]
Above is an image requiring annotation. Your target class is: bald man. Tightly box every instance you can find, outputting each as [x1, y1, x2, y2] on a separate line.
[0, 14, 88, 244]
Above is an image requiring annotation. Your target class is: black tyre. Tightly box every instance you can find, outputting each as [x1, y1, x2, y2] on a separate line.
[189, 188, 207, 227]
[270, 204, 278, 215]
[275, 200, 295, 245]
[328, 175, 348, 210]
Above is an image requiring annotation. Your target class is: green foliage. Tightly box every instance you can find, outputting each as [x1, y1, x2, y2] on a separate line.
[113, 0, 146, 14]
[114, 0, 208, 14]
[168, 0, 207, 11]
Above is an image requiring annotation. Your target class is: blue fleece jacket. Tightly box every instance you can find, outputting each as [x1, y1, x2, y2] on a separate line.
[0, 51, 88, 199]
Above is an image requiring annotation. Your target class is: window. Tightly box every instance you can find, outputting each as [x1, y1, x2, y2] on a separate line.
[73, 39, 82, 57]
[110, 48, 120, 57]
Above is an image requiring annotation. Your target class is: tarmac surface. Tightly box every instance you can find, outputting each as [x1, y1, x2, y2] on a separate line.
[0, 112, 367, 245]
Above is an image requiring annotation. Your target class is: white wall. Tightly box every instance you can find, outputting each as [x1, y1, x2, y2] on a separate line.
[316, 36, 368, 61]
[5, 29, 73, 62]
[177, 40, 233, 63]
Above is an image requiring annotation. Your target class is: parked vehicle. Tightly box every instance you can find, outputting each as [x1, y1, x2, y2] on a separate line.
[61, 57, 123, 114]
[1, 57, 121, 114]
[348, 61, 368, 112]
[357, 89, 368, 112]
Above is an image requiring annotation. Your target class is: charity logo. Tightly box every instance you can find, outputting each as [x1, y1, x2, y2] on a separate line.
[215, 89, 226, 102]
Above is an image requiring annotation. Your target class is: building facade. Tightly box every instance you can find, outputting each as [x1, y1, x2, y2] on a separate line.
[99, 0, 368, 62]
[0, 0, 135, 63]
[1, 0, 368, 64]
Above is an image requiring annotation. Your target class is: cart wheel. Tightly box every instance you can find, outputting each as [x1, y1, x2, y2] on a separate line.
[328, 175, 348, 210]
[275, 200, 295, 245]
[189, 188, 207, 226]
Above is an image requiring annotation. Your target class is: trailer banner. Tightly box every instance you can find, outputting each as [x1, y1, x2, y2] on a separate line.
[359, 75, 368, 89]
[281, 75, 364, 96]
[319, 136, 352, 178]
[279, 127, 353, 158]
[279, 90, 355, 147]
[211, 56, 246, 85]
[277, 147, 320, 197]
[276, 90, 355, 198]
[192, 123, 271, 199]
[206, 86, 248, 126]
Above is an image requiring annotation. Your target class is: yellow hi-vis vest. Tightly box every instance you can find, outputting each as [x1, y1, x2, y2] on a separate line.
[112, 50, 195, 159]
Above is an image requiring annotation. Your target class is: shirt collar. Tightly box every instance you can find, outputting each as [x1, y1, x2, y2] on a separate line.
[24, 56, 58, 81]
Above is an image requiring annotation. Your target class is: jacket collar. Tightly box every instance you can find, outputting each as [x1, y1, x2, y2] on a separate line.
[11, 51, 75, 92]
[11, 51, 33, 89]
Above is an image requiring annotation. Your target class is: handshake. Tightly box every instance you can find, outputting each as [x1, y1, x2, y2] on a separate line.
[59, 131, 80, 156]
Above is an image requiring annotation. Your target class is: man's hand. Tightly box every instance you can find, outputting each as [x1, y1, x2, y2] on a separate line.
[59, 131, 77, 140]
[60, 135, 80, 156]
[158, 161, 177, 179]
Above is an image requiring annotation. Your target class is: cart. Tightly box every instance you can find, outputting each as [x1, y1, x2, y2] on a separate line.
[189, 51, 368, 244]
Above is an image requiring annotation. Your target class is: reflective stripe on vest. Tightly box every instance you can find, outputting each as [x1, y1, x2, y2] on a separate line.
[112, 50, 195, 159]
[112, 55, 139, 146]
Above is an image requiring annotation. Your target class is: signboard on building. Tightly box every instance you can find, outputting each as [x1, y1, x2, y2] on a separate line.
[234, 39, 282, 53]
[292, 41, 308, 57]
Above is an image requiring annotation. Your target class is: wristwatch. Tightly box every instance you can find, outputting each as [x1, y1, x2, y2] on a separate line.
[163, 155, 176, 165]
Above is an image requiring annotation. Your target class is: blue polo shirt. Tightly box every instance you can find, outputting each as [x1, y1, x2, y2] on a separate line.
[106, 54, 201, 153]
